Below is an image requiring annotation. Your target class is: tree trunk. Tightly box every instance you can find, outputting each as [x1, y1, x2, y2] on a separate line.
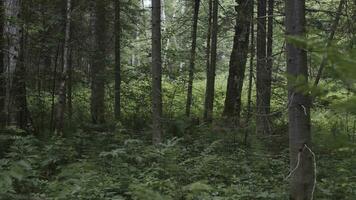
[0, 0, 5, 127]
[152, 0, 162, 144]
[203, 0, 218, 123]
[223, 0, 252, 125]
[90, 0, 106, 124]
[114, 0, 121, 120]
[185, 0, 200, 117]
[55, 0, 71, 134]
[286, 0, 315, 199]
[13, 18, 28, 130]
[266, 0, 274, 97]
[246, 1, 255, 124]
[202, 0, 212, 123]
[256, 0, 271, 135]
[50, 43, 60, 131]
[3, 0, 21, 127]
[67, 49, 73, 123]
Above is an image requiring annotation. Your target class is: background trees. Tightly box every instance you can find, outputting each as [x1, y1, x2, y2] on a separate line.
[256, 0, 272, 135]
[0, 0, 355, 199]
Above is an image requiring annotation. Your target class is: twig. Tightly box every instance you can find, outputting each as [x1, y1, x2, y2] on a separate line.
[301, 104, 307, 116]
[304, 144, 317, 200]
[285, 148, 302, 180]
[285, 144, 317, 200]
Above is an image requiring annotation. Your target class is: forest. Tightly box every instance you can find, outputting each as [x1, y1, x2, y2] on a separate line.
[0, 0, 355, 199]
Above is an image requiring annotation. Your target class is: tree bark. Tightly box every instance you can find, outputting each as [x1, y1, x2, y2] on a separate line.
[3, 0, 22, 127]
[266, 0, 274, 95]
[286, 0, 314, 199]
[202, 0, 212, 123]
[0, 0, 5, 127]
[151, 0, 162, 144]
[256, 0, 271, 135]
[55, 0, 71, 134]
[246, 0, 255, 124]
[114, 0, 121, 121]
[90, 0, 106, 124]
[50, 43, 60, 131]
[185, 0, 200, 117]
[203, 0, 218, 123]
[67, 48, 73, 123]
[223, 0, 252, 125]
[13, 18, 28, 130]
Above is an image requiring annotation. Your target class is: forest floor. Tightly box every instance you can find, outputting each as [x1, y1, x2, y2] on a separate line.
[0, 123, 355, 199]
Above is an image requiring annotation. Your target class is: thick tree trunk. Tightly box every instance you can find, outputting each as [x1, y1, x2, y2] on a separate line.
[114, 0, 121, 120]
[3, 0, 21, 127]
[90, 0, 106, 124]
[55, 0, 71, 134]
[13, 22, 28, 130]
[223, 0, 252, 125]
[203, 0, 218, 123]
[185, 0, 200, 117]
[256, 0, 271, 135]
[151, 0, 162, 144]
[286, 0, 315, 199]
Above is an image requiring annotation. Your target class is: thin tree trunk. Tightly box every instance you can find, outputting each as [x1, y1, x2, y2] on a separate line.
[202, 0, 212, 122]
[67, 49, 73, 123]
[256, 0, 271, 135]
[161, 0, 168, 72]
[313, 0, 345, 87]
[114, 0, 121, 120]
[36, 54, 43, 131]
[266, 0, 274, 98]
[37, 6, 45, 131]
[246, 1, 255, 124]
[286, 0, 315, 199]
[223, 0, 252, 125]
[55, 0, 71, 134]
[185, 0, 200, 117]
[203, 0, 218, 123]
[162, 0, 179, 79]
[151, 0, 162, 144]
[0, 0, 5, 127]
[90, 0, 106, 124]
[50, 43, 60, 131]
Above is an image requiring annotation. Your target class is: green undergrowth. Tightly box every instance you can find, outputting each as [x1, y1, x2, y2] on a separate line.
[0, 122, 355, 200]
